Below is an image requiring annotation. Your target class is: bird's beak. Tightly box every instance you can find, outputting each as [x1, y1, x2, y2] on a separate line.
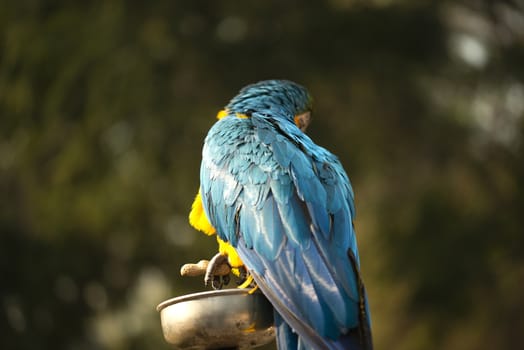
[294, 111, 311, 132]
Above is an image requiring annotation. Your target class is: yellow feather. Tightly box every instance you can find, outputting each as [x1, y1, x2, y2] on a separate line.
[216, 109, 250, 120]
[189, 184, 245, 277]
[216, 109, 228, 120]
[235, 112, 250, 119]
[217, 237, 244, 268]
[188, 190, 216, 235]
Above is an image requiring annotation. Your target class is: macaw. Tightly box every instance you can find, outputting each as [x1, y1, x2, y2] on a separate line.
[189, 80, 372, 350]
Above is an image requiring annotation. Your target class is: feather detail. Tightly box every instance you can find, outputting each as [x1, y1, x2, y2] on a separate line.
[197, 80, 372, 350]
[188, 190, 216, 235]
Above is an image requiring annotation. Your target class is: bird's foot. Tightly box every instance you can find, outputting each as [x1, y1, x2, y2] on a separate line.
[237, 271, 258, 293]
[204, 252, 231, 290]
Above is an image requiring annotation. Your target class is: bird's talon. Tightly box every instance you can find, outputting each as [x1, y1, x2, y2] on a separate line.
[205, 252, 230, 290]
[238, 274, 255, 289]
[236, 266, 249, 286]
[223, 274, 231, 285]
[211, 276, 223, 289]
[238, 266, 248, 281]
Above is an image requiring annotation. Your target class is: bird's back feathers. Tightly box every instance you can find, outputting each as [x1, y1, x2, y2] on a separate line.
[199, 80, 372, 349]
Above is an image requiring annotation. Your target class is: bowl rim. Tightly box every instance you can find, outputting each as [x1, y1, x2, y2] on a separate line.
[156, 288, 256, 312]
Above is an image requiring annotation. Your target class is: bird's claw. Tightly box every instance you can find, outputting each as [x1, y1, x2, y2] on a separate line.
[236, 266, 251, 286]
[210, 274, 230, 289]
[204, 252, 231, 290]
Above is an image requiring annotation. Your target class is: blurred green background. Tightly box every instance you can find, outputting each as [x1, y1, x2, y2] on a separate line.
[2, 0, 524, 349]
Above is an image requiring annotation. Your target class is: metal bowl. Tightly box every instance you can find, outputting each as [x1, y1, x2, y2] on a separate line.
[157, 289, 275, 349]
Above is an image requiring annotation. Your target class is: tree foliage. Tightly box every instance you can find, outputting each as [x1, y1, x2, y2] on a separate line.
[1, 1, 524, 349]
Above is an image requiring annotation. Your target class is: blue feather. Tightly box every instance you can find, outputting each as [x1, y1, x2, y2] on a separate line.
[275, 194, 310, 249]
[199, 80, 372, 350]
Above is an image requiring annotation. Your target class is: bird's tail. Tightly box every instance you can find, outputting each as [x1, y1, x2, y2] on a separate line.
[348, 249, 373, 350]
[273, 249, 373, 350]
[275, 312, 321, 350]
[274, 312, 299, 349]
[274, 310, 373, 350]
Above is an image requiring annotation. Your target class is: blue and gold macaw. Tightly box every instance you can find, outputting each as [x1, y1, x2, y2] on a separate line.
[189, 80, 372, 349]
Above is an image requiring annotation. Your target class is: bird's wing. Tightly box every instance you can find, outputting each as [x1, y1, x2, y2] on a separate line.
[200, 113, 366, 348]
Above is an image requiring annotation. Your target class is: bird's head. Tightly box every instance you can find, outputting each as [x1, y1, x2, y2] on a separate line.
[222, 80, 313, 132]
